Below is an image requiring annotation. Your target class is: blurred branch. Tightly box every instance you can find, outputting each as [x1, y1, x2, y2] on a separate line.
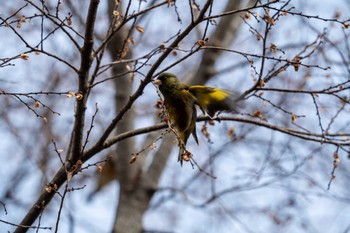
[0, 219, 51, 231]
[94, 0, 169, 55]
[189, 0, 255, 85]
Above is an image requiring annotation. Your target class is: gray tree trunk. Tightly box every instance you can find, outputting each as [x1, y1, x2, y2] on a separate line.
[108, 1, 251, 232]
[189, 0, 254, 85]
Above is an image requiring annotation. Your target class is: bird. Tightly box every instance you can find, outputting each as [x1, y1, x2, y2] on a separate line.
[154, 73, 240, 164]
[87, 159, 118, 201]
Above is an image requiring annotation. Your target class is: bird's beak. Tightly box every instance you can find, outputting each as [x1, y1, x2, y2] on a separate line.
[153, 79, 161, 86]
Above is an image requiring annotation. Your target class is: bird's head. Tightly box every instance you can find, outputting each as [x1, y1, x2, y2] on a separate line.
[154, 73, 182, 91]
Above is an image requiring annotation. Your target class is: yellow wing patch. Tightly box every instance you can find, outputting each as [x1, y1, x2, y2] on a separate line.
[189, 85, 234, 117]
[190, 86, 230, 101]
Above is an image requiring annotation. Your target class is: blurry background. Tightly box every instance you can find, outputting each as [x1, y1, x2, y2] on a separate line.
[1, 0, 350, 232]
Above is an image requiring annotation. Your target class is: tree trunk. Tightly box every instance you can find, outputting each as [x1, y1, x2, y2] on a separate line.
[189, 0, 254, 85]
[108, 1, 251, 232]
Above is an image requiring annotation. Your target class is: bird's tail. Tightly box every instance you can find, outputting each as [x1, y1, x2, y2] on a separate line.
[178, 147, 184, 166]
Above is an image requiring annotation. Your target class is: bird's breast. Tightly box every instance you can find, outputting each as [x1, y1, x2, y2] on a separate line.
[164, 91, 195, 133]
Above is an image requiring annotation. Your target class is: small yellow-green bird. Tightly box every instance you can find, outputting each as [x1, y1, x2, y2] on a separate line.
[154, 73, 240, 164]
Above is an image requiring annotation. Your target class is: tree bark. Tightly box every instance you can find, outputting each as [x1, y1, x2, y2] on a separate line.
[106, 1, 144, 232]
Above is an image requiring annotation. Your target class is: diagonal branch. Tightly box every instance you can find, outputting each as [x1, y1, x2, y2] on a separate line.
[85, 0, 215, 160]
[14, 1, 100, 232]
[14, 1, 213, 231]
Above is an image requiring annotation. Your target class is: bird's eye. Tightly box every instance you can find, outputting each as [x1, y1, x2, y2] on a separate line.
[158, 75, 166, 81]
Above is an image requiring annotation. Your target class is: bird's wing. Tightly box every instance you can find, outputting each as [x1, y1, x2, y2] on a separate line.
[189, 86, 235, 117]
